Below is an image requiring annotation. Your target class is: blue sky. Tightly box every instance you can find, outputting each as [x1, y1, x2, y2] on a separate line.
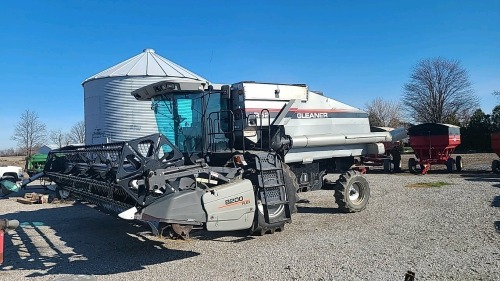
[0, 0, 499, 150]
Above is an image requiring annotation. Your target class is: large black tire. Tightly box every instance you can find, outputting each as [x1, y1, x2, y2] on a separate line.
[251, 179, 289, 236]
[334, 170, 370, 212]
[492, 160, 500, 174]
[383, 159, 392, 172]
[455, 156, 463, 172]
[282, 163, 299, 214]
[391, 149, 402, 172]
[408, 158, 417, 174]
[446, 158, 455, 173]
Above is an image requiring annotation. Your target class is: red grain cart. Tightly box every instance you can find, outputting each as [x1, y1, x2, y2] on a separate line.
[359, 127, 403, 172]
[407, 123, 462, 175]
[491, 132, 500, 174]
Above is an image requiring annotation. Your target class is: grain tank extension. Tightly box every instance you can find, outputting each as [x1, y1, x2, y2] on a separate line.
[3, 81, 404, 239]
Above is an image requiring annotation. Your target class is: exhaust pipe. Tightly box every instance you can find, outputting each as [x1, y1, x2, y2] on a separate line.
[0, 219, 19, 264]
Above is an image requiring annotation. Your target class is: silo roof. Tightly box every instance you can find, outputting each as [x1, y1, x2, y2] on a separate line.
[82, 48, 208, 84]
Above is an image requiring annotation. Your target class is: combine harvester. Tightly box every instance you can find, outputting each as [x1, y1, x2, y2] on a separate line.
[407, 123, 462, 175]
[2, 81, 404, 239]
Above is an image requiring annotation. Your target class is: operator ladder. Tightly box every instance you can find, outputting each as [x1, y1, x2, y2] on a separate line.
[255, 154, 291, 224]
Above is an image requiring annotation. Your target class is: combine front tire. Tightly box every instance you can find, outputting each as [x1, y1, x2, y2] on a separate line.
[282, 164, 299, 214]
[492, 160, 500, 174]
[251, 187, 289, 236]
[334, 170, 370, 212]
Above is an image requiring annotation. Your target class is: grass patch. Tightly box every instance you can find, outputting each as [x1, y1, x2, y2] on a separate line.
[407, 181, 451, 188]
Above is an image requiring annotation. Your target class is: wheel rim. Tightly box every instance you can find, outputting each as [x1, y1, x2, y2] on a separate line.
[257, 184, 285, 218]
[349, 183, 363, 203]
[257, 200, 284, 218]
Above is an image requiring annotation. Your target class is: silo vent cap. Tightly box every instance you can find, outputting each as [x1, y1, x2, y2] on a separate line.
[143, 48, 155, 53]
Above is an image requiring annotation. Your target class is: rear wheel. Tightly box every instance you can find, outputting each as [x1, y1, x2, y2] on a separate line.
[334, 170, 370, 212]
[383, 159, 392, 172]
[492, 160, 500, 174]
[408, 158, 417, 174]
[455, 156, 463, 172]
[446, 158, 455, 173]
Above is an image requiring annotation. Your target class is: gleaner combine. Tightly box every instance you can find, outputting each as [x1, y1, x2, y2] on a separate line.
[2, 81, 403, 238]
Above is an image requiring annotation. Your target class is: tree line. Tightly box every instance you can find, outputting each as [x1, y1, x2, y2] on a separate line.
[2, 110, 85, 160]
[365, 57, 498, 152]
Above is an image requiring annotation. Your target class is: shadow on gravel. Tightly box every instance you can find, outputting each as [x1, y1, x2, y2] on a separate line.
[296, 206, 344, 214]
[1, 201, 199, 277]
[461, 173, 500, 187]
[493, 196, 500, 233]
[191, 229, 255, 243]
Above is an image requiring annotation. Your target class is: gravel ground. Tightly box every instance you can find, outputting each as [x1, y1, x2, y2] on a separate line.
[1, 153, 499, 280]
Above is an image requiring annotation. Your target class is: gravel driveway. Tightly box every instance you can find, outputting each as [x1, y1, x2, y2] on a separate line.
[1, 154, 499, 280]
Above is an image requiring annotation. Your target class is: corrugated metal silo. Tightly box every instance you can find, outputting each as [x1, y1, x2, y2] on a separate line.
[82, 48, 209, 144]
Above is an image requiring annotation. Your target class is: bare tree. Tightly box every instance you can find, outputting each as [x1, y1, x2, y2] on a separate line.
[402, 58, 479, 124]
[68, 121, 85, 144]
[50, 129, 70, 148]
[365, 97, 403, 127]
[11, 110, 47, 168]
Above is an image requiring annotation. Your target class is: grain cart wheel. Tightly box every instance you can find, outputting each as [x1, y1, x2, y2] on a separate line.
[408, 158, 418, 174]
[455, 156, 463, 172]
[492, 160, 500, 174]
[446, 158, 455, 173]
[391, 149, 402, 172]
[334, 170, 370, 212]
[282, 164, 299, 214]
[383, 159, 392, 172]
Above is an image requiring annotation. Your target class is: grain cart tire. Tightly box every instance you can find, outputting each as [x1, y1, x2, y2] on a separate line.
[282, 164, 299, 214]
[334, 170, 370, 212]
[455, 156, 463, 172]
[492, 160, 500, 174]
[408, 158, 417, 174]
[446, 158, 455, 173]
[391, 149, 402, 172]
[383, 159, 392, 172]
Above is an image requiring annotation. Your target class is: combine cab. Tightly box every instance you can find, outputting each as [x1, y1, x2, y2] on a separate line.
[3, 80, 404, 239]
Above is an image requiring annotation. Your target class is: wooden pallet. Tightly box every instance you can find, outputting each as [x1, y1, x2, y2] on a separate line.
[17, 193, 48, 204]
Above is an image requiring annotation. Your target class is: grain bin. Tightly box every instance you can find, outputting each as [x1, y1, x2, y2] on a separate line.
[82, 49, 209, 144]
